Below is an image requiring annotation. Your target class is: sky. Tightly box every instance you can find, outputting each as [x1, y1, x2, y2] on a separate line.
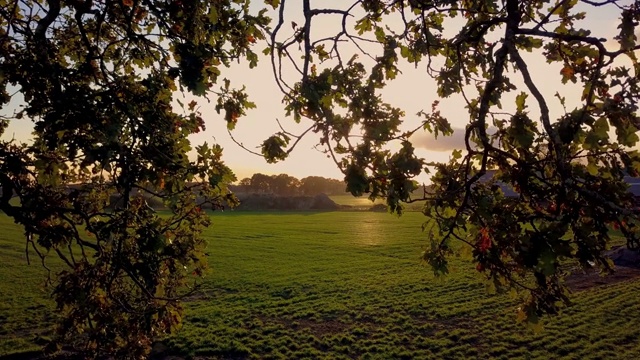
[1, 0, 635, 183]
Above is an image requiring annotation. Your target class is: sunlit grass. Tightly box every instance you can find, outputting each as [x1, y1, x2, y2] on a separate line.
[329, 195, 385, 207]
[329, 195, 424, 212]
[1, 212, 639, 358]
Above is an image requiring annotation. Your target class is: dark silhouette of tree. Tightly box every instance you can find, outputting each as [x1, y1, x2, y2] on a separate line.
[249, 173, 273, 193]
[233, 173, 346, 196]
[269, 173, 301, 195]
[300, 176, 346, 195]
[239, 178, 252, 187]
[0, 1, 266, 358]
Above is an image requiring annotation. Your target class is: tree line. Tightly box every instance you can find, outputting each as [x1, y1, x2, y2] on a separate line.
[233, 173, 346, 196]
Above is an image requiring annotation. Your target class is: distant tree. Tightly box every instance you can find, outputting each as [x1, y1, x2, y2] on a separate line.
[299, 176, 346, 195]
[233, 177, 254, 193]
[250, 173, 273, 193]
[325, 178, 348, 195]
[239, 177, 253, 187]
[237, 173, 344, 195]
[299, 176, 324, 195]
[234, 173, 346, 196]
[268, 173, 300, 195]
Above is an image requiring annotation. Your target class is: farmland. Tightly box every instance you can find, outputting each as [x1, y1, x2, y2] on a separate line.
[1, 211, 640, 359]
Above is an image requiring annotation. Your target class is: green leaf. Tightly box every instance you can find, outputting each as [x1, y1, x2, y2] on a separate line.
[208, 7, 218, 24]
[374, 26, 385, 42]
[515, 92, 528, 113]
[264, 0, 280, 9]
[538, 250, 557, 276]
[344, 164, 369, 196]
[581, 83, 592, 102]
[508, 113, 535, 149]
[618, 10, 636, 51]
[593, 116, 609, 137]
[261, 134, 290, 163]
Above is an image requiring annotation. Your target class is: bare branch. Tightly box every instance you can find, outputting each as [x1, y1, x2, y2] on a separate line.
[227, 129, 263, 158]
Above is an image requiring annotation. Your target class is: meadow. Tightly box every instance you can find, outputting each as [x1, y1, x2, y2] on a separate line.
[1, 211, 640, 359]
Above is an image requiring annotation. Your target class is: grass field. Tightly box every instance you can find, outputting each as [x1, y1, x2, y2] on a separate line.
[1, 212, 640, 359]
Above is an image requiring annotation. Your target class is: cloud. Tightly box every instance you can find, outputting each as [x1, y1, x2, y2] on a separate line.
[410, 126, 499, 152]
[410, 127, 467, 151]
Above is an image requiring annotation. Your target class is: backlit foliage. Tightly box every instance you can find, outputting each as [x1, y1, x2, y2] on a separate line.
[265, 0, 640, 324]
[0, 0, 267, 358]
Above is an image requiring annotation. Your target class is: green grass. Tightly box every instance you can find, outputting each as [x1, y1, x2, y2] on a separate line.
[0, 216, 64, 353]
[1, 212, 640, 358]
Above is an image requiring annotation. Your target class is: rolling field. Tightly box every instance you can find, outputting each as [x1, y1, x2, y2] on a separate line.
[1, 212, 640, 359]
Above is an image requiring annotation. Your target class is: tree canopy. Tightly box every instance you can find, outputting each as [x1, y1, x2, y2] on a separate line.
[261, 0, 640, 322]
[1, 0, 267, 357]
[234, 173, 346, 195]
[1, 0, 640, 358]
